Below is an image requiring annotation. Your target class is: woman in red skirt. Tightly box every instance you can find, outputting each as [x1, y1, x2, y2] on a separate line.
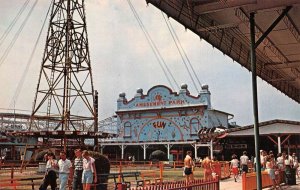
[230, 154, 239, 182]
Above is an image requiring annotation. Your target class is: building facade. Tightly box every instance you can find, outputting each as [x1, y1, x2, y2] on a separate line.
[101, 84, 232, 161]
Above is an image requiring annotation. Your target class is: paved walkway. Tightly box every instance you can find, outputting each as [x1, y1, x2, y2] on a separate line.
[220, 176, 300, 190]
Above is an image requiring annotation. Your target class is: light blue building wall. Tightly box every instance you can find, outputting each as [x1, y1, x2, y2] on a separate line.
[116, 84, 231, 142]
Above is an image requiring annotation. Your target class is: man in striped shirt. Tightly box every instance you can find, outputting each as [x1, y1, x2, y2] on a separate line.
[72, 149, 83, 190]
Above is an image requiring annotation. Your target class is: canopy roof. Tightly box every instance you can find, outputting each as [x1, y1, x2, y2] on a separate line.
[146, 0, 300, 103]
[228, 119, 300, 136]
[197, 119, 300, 141]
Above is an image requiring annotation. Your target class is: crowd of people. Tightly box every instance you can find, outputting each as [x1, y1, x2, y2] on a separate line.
[183, 149, 299, 188]
[38, 149, 299, 189]
[39, 149, 97, 190]
[229, 150, 299, 189]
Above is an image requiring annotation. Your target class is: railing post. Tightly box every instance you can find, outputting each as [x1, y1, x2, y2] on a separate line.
[217, 176, 220, 190]
[31, 179, 34, 190]
[118, 161, 122, 183]
[10, 164, 14, 184]
[159, 161, 163, 181]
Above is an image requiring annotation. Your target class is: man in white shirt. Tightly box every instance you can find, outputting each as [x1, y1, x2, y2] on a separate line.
[58, 151, 72, 190]
[240, 151, 249, 173]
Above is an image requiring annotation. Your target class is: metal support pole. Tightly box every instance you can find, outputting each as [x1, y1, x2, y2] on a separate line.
[63, 137, 67, 153]
[250, 12, 262, 190]
[288, 139, 290, 155]
[210, 140, 213, 159]
[121, 144, 124, 160]
[167, 144, 170, 160]
[94, 90, 99, 150]
[100, 146, 103, 155]
[143, 144, 146, 160]
[194, 144, 198, 159]
[278, 136, 281, 153]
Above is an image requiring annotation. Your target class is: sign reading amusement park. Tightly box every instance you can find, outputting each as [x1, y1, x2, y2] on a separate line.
[135, 95, 186, 108]
[117, 85, 209, 111]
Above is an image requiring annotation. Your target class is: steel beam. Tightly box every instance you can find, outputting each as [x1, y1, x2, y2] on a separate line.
[194, 0, 257, 14]
[264, 61, 300, 69]
[245, 0, 300, 12]
[268, 78, 296, 82]
[197, 22, 239, 32]
[254, 6, 292, 49]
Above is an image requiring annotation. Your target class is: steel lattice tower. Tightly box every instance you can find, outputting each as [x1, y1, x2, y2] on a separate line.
[30, 0, 96, 132]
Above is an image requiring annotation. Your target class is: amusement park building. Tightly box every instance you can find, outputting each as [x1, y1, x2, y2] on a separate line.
[100, 84, 233, 161]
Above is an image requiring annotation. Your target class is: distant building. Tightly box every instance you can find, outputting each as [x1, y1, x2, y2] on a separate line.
[222, 120, 300, 160]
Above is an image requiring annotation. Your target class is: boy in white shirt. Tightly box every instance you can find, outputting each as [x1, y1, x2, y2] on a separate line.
[58, 151, 72, 190]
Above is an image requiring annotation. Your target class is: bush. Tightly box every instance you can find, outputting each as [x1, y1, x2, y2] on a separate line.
[149, 150, 168, 161]
[88, 151, 110, 190]
[35, 150, 52, 161]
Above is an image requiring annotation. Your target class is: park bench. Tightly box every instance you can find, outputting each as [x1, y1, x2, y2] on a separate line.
[140, 171, 162, 185]
[97, 171, 142, 189]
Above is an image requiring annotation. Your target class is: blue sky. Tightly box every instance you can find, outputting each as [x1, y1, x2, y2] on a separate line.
[0, 0, 299, 126]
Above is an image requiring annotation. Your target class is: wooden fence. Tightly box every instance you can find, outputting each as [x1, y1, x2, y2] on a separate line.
[111, 178, 219, 190]
[110, 161, 231, 181]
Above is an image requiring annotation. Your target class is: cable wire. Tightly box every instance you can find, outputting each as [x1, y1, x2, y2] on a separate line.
[0, 0, 38, 67]
[166, 13, 203, 90]
[9, 0, 53, 108]
[162, 12, 201, 93]
[0, 0, 30, 47]
[127, 0, 179, 90]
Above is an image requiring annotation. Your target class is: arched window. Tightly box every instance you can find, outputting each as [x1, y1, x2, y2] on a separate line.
[190, 118, 200, 135]
[124, 121, 132, 137]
